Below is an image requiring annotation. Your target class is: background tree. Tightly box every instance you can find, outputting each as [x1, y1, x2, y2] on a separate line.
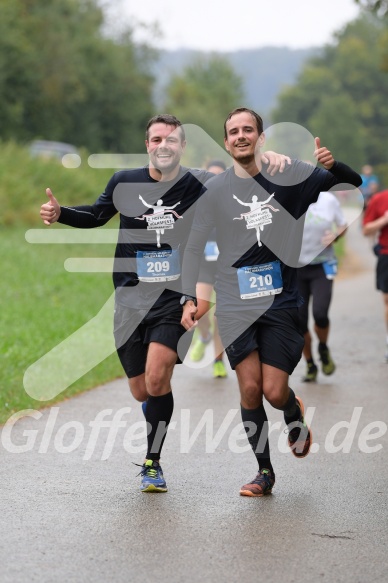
[355, 0, 388, 15]
[271, 14, 388, 181]
[0, 0, 156, 152]
[309, 94, 365, 171]
[162, 54, 245, 165]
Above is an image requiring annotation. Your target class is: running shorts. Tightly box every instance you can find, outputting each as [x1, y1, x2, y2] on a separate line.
[217, 308, 304, 374]
[376, 254, 388, 293]
[114, 299, 192, 378]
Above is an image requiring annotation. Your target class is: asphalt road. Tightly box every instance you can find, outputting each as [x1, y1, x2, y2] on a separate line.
[1, 211, 387, 583]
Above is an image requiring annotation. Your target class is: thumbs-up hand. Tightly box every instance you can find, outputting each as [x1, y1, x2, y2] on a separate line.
[314, 137, 334, 169]
[40, 187, 61, 225]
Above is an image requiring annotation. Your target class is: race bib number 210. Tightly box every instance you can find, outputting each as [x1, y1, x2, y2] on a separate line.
[237, 260, 283, 299]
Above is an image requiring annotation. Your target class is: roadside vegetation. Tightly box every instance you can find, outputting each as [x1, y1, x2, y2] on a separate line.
[0, 148, 123, 424]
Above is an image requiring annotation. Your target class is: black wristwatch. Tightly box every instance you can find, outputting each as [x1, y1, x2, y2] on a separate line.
[180, 295, 197, 307]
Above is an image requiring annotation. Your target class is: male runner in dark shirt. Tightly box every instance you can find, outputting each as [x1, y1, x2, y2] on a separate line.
[40, 113, 289, 493]
[181, 107, 362, 497]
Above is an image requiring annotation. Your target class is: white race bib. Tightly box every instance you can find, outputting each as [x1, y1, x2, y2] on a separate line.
[136, 249, 180, 282]
[237, 261, 283, 299]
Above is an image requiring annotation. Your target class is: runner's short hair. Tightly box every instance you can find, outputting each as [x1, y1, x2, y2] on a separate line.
[206, 159, 227, 171]
[223, 108, 264, 138]
[146, 114, 185, 141]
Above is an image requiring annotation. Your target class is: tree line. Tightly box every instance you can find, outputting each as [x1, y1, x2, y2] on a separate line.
[1, 0, 388, 182]
[271, 12, 388, 181]
[0, 0, 156, 153]
[0, 0, 243, 157]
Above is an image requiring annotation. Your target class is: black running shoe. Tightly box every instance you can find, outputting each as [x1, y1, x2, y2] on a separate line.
[287, 396, 312, 458]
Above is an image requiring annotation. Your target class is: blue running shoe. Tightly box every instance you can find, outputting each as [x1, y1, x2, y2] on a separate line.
[138, 460, 168, 493]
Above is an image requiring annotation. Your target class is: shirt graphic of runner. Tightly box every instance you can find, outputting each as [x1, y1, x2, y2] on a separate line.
[233, 193, 279, 247]
[137, 195, 182, 247]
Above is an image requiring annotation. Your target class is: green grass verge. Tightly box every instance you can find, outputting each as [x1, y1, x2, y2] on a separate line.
[0, 141, 127, 424]
[0, 226, 123, 425]
[0, 140, 115, 227]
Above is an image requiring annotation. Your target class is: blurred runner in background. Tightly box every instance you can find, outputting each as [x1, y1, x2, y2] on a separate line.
[362, 188, 388, 362]
[297, 191, 347, 382]
[190, 160, 228, 378]
[360, 164, 380, 209]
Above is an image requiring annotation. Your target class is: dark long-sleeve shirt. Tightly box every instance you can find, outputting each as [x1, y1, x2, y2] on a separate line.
[58, 165, 213, 308]
[182, 160, 362, 313]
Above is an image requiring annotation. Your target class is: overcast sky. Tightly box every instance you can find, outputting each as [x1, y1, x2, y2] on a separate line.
[105, 0, 360, 51]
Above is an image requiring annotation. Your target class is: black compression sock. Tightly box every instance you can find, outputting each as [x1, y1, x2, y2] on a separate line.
[241, 404, 273, 475]
[280, 388, 301, 425]
[145, 392, 174, 461]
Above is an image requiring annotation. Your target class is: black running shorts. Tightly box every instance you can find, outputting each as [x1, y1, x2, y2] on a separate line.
[217, 308, 304, 374]
[114, 300, 193, 378]
[376, 254, 388, 293]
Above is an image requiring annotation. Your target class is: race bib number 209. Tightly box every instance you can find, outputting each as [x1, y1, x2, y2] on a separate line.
[136, 249, 180, 282]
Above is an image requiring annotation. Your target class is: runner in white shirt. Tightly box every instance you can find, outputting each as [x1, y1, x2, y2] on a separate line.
[297, 191, 347, 381]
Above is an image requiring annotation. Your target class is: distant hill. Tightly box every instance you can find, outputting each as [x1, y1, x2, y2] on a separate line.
[152, 46, 321, 120]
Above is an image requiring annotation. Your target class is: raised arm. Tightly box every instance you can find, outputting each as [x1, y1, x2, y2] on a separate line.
[40, 180, 117, 229]
[313, 137, 362, 190]
[40, 188, 61, 225]
[314, 137, 335, 169]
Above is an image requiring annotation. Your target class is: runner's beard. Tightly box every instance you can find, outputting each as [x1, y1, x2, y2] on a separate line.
[234, 150, 255, 165]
